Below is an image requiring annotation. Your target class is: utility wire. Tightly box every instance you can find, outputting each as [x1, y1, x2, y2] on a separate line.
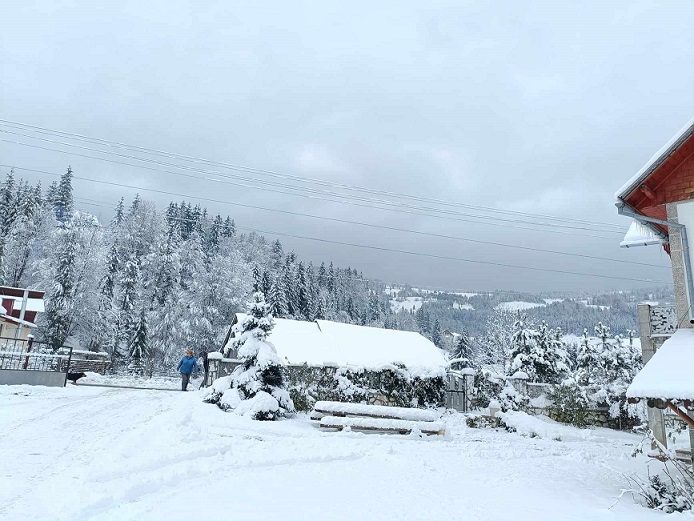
[231, 224, 671, 284]
[0, 136, 623, 240]
[0, 121, 626, 232]
[0, 164, 673, 284]
[0, 128, 624, 234]
[1, 164, 671, 270]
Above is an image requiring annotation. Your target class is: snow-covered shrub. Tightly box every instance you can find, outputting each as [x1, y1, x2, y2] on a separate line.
[630, 430, 694, 513]
[508, 319, 566, 384]
[497, 380, 530, 412]
[574, 324, 643, 427]
[205, 292, 294, 420]
[635, 474, 693, 513]
[546, 379, 590, 427]
[285, 363, 445, 411]
[471, 368, 504, 409]
[465, 414, 501, 429]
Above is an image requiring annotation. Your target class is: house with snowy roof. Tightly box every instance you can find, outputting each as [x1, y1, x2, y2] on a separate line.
[614, 117, 694, 443]
[0, 286, 45, 341]
[222, 314, 448, 377]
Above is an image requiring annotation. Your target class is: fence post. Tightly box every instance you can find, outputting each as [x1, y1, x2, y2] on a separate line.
[22, 335, 33, 370]
[510, 371, 529, 396]
[637, 303, 668, 449]
[63, 345, 74, 387]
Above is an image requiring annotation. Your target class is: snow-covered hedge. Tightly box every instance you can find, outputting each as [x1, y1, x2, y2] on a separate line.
[285, 363, 445, 411]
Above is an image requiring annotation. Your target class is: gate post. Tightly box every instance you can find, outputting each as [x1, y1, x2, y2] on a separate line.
[22, 335, 33, 370]
[638, 303, 667, 449]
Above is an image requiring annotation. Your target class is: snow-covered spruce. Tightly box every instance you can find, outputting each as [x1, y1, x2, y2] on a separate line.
[205, 291, 294, 420]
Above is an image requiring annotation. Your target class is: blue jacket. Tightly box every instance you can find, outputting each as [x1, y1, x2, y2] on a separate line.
[177, 356, 198, 375]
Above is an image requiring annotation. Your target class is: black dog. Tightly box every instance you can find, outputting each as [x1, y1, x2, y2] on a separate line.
[67, 372, 87, 385]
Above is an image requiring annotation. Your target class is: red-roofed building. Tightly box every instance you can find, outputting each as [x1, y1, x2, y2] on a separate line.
[616, 117, 694, 452]
[0, 286, 45, 341]
[615, 117, 694, 327]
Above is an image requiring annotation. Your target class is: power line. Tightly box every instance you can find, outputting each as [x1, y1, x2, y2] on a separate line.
[231, 224, 672, 284]
[1, 164, 671, 270]
[0, 128, 624, 234]
[0, 164, 671, 284]
[0, 120, 626, 232]
[0, 136, 623, 240]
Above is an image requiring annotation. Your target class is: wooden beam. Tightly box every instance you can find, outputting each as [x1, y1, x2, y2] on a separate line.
[640, 184, 657, 201]
[667, 402, 694, 429]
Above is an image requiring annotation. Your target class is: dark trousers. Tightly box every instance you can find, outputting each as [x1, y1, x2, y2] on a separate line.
[181, 373, 191, 391]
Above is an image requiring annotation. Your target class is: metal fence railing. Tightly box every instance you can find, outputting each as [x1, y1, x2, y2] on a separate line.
[0, 336, 74, 373]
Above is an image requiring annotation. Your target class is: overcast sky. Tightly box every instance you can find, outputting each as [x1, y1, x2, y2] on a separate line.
[1, 1, 693, 293]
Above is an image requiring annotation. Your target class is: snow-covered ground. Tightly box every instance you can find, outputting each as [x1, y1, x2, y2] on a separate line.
[494, 301, 546, 312]
[1, 383, 673, 521]
[79, 372, 203, 390]
[390, 296, 426, 312]
[453, 302, 474, 311]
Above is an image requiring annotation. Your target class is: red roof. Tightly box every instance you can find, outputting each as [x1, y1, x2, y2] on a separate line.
[615, 118, 694, 248]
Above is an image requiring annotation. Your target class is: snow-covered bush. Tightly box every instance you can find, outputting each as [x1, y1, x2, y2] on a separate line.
[507, 319, 566, 384]
[635, 474, 693, 513]
[575, 323, 643, 426]
[205, 292, 294, 420]
[546, 379, 590, 427]
[470, 369, 528, 412]
[285, 363, 445, 411]
[471, 368, 504, 409]
[630, 430, 694, 513]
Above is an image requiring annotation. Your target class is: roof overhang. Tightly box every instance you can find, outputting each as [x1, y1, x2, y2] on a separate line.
[0, 286, 45, 300]
[0, 314, 38, 328]
[615, 117, 694, 203]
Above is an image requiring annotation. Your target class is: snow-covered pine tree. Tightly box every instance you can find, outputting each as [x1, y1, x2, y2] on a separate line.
[261, 270, 272, 298]
[450, 330, 473, 369]
[252, 265, 262, 293]
[507, 317, 538, 379]
[114, 253, 141, 367]
[431, 319, 443, 348]
[297, 261, 311, 320]
[533, 321, 565, 384]
[219, 291, 294, 420]
[129, 308, 149, 376]
[53, 167, 74, 223]
[112, 197, 125, 227]
[268, 273, 288, 318]
[42, 227, 77, 348]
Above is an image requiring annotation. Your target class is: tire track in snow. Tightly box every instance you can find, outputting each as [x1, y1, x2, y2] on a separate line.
[67, 452, 367, 521]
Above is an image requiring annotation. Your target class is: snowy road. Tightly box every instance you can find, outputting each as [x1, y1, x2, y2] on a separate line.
[1, 385, 670, 521]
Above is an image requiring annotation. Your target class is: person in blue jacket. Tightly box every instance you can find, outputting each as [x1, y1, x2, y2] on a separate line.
[176, 349, 198, 391]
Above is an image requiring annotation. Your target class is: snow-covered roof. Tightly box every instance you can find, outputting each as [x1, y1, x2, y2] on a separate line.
[627, 328, 694, 400]
[615, 116, 694, 201]
[0, 314, 39, 328]
[227, 314, 447, 377]
[619, 219, 665, 248]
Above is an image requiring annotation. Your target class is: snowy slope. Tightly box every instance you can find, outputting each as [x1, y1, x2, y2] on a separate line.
[494, 301, 546, 312]
[390, 296, 425, 312]
[0, 384, 668, 521]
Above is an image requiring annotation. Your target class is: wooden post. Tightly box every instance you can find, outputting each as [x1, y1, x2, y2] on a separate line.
[22, 335, 33, 370]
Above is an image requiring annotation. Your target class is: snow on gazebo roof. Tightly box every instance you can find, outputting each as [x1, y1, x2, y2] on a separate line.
[227, 314, 447, 377]
[627, 328, 694, 400]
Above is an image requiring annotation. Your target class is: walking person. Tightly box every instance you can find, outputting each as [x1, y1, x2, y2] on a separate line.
[177, 349, 198, 391]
